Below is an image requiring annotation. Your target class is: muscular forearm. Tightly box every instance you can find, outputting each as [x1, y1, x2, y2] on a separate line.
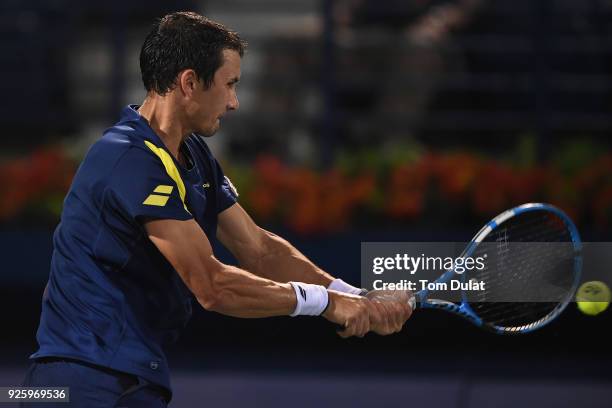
[238, 229, 334, 286]
[190, 260, 297, 318]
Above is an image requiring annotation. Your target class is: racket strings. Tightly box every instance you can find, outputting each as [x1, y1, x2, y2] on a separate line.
[471, 245, 570, 293]
[472, 244, 573, 298]
[471, 302, 557, 326]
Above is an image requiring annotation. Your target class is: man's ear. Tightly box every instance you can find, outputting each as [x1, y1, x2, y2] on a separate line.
[177, 69, 198, 96]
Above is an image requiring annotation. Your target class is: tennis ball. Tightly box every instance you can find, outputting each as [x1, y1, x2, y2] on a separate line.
[576, 281, 611, 316]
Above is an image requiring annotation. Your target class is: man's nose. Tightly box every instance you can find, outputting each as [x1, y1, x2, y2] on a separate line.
[228, 92, 239, 111]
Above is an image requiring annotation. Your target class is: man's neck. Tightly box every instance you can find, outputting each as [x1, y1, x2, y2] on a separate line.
[137, 95, 190, 160]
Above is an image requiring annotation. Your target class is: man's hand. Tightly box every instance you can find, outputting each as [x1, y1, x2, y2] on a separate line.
[322, 290, 371, 338]
[366, 290, 413, 335]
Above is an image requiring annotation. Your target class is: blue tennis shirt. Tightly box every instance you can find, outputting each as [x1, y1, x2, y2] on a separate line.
[31, 105, 238, 392]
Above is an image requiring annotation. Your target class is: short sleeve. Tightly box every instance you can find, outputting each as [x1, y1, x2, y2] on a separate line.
[106, 147, 194, 222]
[214, 159, 238, 213]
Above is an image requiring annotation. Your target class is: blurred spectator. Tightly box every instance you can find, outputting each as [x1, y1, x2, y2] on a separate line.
[423, 0, 612, 153]
[329, 0, 483, 151]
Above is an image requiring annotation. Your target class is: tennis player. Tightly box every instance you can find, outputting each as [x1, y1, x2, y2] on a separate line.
[21, 12, 412, 407]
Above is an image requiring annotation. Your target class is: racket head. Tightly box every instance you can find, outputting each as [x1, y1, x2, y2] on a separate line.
[416, 203, 582, 334]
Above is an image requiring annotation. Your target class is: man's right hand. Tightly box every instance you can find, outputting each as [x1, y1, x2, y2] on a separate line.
[322, 290, 371, 338]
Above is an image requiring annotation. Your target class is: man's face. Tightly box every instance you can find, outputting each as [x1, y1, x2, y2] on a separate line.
[189, 49, 241, 137]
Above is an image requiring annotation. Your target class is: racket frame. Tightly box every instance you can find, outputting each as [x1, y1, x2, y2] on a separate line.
[411, 203, 582, 334]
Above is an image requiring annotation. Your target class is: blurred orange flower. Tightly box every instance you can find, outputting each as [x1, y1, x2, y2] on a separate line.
[1, 146, 610, 234]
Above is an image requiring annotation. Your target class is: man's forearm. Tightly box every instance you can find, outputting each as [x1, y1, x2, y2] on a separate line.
[193, 262, 298, 318]
[239, 229, 334, 286]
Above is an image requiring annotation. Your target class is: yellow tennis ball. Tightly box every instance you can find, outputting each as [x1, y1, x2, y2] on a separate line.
[576, 281, 611, 316]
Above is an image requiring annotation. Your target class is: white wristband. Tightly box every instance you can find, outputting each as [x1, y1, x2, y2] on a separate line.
[328, 278, 363, 295]
[289, 282, 329, 316]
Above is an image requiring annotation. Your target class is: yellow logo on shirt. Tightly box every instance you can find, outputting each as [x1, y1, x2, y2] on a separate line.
[143, 185, 174, 207]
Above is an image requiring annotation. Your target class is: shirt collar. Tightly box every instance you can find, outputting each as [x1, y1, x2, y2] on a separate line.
[118, 104, 165, 146]
[119, 105, 198, 174]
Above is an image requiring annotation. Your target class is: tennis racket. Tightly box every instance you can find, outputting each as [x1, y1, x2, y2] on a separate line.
[393, 203, 582, 334]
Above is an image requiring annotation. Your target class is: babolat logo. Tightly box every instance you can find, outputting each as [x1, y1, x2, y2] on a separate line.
[143, 185, 174, 206]
[299, 286, 307, 301]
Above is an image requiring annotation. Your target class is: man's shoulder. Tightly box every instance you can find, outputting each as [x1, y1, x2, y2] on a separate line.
[87, 125, 154, 166]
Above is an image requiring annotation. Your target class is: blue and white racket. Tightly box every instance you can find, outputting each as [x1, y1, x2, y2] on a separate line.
[405, 203, 582, 334]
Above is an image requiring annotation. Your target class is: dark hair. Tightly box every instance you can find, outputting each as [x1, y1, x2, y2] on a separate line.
[140, 11, 246, 95]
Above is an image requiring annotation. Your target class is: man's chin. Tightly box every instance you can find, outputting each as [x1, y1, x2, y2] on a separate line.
[197, 125, 219, 138]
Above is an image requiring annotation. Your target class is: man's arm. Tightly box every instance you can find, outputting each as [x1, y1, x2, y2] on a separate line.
[145, 217, 372, 337]
[217, 204, 334, 286]
[216, 204, 413, 334]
